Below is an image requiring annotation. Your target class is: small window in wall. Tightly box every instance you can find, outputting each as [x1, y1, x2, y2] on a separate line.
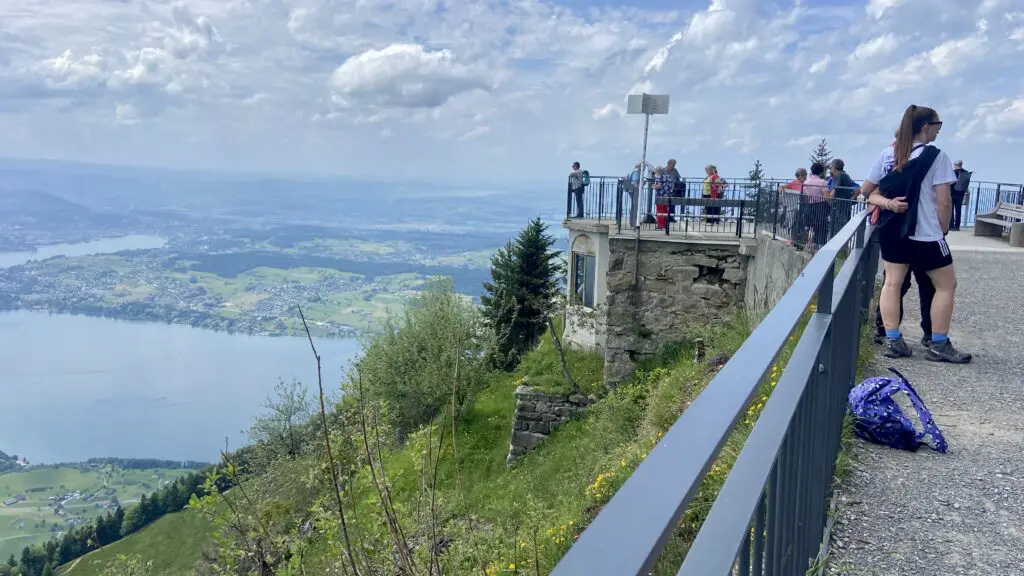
[572, 252, 597, 308]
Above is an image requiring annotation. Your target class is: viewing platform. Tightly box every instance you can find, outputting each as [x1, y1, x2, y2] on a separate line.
[556, 173, 1024, 575]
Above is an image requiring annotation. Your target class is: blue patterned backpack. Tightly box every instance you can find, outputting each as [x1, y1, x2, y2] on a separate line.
[848, 367, 947, 453]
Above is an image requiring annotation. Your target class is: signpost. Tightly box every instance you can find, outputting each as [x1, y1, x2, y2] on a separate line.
[626, 94, 671, 229]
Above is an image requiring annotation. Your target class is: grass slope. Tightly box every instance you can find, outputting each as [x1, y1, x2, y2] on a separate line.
[57, 510, 213, 576]
[0, 467, 189, 560]
[60, 306, 878, 575]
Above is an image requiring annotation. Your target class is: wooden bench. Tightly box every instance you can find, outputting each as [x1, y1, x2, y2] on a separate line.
[974, 202, 1024, 247]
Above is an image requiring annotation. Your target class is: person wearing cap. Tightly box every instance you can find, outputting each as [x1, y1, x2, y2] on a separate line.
[951, 160, 971, 231]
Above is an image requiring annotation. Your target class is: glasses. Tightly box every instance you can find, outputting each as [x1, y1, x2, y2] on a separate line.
[927, 121, 943, 128]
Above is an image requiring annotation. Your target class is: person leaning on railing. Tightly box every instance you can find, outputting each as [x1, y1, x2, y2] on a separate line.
[859, 104, 971, 364]
[702, 164, 725, 224]
[801, 162, 831, 250]
[829, 159, 860, 233]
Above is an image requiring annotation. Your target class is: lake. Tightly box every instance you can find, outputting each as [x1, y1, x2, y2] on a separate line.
[0, 310, 362, 464]
[0, 234, 168, 269]
[0, 233, 362, 464]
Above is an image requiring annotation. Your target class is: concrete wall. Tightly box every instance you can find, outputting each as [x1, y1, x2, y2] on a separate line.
[744, 232, 813, 319]
[562, 222, 812, 387]
[563, 221, 612, 353]
[602, 237, 752, 385]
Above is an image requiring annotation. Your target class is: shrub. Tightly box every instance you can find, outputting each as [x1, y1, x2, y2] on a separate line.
[350, 276, 490, 438]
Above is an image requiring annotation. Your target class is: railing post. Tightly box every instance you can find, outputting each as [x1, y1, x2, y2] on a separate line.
[772, 190, 780, 239]
[817, 257, 834, 315]
[737, 200, 745, 237]
[598, 180, 606, 222]
[566, 179, 572, 220]
[972, 183, 981, 222]
[616, 180, 623, 234]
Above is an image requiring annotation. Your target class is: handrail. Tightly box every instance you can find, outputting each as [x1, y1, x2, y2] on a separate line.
[551, 210, 876, 576]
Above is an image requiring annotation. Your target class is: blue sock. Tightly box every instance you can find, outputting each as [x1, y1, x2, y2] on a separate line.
[885, 329, 901, 340]
[931, 333, 948, 343]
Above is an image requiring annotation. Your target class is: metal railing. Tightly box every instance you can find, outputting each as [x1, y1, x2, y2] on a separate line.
[551, 210, 879, 576]
[567, 175, 1024, 231]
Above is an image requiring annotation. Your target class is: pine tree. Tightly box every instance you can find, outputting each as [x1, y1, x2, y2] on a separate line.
[481, 217, 563, 371]
[745, 159, 774, 223]
[747, 159, 765, 183]
[809, 137, 833, 168]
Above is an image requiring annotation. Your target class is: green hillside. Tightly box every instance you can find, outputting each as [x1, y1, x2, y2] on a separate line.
[57, 510, 212, 576]
[56, 312, 761, 575]
[0, 466, 190, 560]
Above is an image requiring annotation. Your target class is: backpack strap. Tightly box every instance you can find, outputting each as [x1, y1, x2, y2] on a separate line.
[886, 367, 948, 453]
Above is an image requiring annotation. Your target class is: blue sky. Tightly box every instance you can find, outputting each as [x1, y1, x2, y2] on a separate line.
[1, 0, 1023, 183]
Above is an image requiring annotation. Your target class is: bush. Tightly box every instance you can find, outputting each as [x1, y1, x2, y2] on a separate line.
[350, 276, 490, 438]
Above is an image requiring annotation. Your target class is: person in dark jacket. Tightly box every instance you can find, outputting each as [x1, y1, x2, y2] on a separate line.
[951, 160, 970, 231]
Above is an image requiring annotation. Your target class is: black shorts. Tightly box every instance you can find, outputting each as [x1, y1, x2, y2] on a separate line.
[880, 237, 953, 272]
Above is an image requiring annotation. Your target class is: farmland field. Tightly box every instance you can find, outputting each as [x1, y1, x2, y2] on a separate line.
[0, 466, 191, 560]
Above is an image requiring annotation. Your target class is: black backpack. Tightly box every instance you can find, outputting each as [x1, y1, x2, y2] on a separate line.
[876, 145, 940, 241]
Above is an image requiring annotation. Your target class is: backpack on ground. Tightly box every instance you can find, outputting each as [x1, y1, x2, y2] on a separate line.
[848, 367, 947, 453]
[582, 170, 590, 187]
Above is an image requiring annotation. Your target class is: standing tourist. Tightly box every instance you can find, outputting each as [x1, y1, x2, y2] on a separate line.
[802, 162, 831, 250]
[951, 160, 971, 231]
[702, 165, 725, 225]
[829, 159, 859, 234]
[569, 162, 586, 219]
[859, 104, 971, 363]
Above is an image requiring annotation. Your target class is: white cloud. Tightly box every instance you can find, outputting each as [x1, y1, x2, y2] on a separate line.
[809, 55, 831, 75]
[867, 0, 906, 19]
[330, 43, 491, 109]
[1, 0, 1024, 183]
[958, 98, 1024, 141]
[847, 34, 901, 64]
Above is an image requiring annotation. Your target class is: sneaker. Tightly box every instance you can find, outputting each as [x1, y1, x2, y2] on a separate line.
[926, 339, 972, 364]
[873, 333, 886, 345]
[883, 336, 913, 359]
[921, 334, 932, 349]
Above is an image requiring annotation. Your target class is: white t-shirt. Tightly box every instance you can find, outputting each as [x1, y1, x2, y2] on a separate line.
[865, 142, 956, 242]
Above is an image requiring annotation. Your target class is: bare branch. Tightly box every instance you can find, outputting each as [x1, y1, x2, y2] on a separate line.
[546, 316, 578, 393]
[297, 304, 361, 576]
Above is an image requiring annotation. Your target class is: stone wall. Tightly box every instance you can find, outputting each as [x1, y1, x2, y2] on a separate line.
[507, 385, 591, 465]
[603, 238, 751, 385]
[744, 232, 813, 319]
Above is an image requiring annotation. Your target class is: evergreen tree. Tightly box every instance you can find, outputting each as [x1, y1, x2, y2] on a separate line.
[747, 159, 765, 183]
[809, 137, 833, 168]
[745, 159, 775, 225]
[481, 217, 563, 370]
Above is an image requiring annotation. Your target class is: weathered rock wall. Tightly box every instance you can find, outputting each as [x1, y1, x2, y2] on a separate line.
[603, 238, 750, 385]
[744, 232, 813, 319]
[507, 385, 591, 465]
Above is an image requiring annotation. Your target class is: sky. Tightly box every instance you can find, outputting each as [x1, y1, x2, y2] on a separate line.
[1, 0, 1023, 184]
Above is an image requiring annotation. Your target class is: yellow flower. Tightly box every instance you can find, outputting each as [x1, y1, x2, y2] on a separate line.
[509, 563, 516, 570]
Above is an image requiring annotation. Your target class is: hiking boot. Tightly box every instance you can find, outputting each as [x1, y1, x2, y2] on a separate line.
[926, 339, 972, 364]
[873, 333, 886, 346]
[883, 336, 912, 359]
[921, 334, 932, 349]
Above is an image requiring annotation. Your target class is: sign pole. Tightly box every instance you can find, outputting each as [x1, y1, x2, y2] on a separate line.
[636, 109, 650, 229]
[625, 92, 670, 284]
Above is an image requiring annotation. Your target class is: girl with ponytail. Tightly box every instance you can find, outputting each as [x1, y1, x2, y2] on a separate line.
[858, 104, 971, 364]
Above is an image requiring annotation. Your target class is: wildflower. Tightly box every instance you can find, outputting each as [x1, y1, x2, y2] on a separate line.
[509, 563, 516, 571]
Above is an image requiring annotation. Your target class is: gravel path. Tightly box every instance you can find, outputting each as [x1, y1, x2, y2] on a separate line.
[828, 249, 1024, 576]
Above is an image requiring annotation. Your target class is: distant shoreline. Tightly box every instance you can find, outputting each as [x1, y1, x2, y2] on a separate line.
[0, 305, 361, 339]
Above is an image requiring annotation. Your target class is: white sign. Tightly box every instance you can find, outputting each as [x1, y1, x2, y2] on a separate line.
[626, 93, 670, 115]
